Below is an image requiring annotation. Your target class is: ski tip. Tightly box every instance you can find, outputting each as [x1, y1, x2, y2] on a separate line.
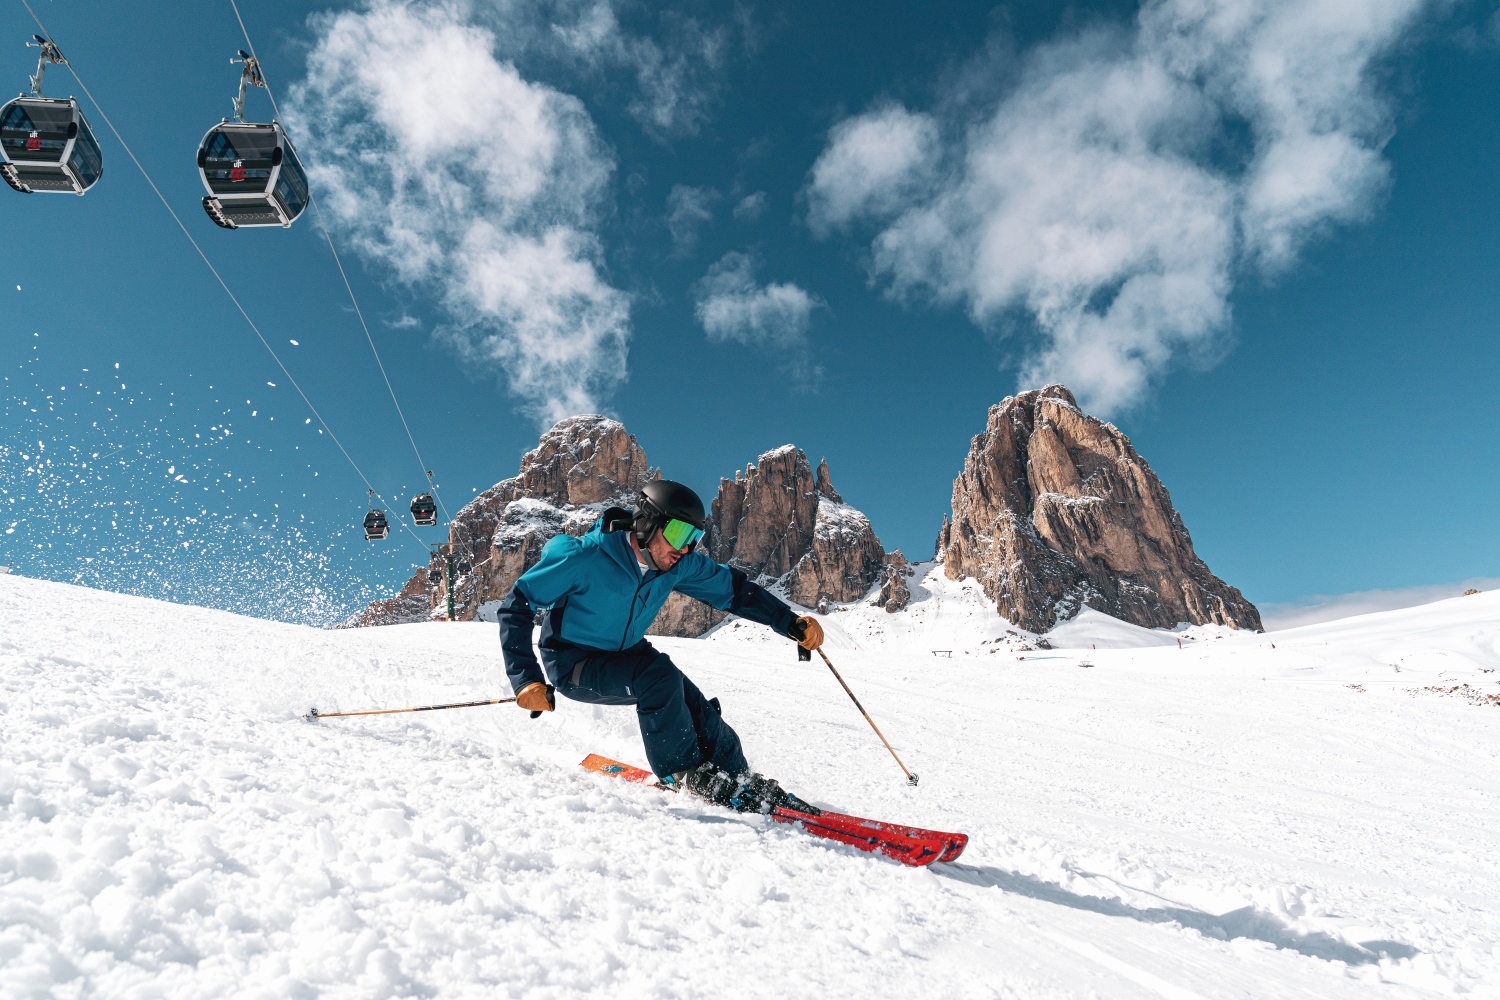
[580, 753, 658, 785]
[937, 834, 968, 864]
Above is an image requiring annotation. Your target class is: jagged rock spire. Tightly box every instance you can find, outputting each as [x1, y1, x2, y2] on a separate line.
[938, 385, 1260, 632]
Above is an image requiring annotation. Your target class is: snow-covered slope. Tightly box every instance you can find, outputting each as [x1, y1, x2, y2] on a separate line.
[3, 572, 1498, 998]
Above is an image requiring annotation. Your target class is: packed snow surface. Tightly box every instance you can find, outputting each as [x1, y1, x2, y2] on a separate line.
[3, 566, 1499, 998]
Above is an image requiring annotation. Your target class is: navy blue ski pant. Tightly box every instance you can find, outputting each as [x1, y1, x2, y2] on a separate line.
[544, 640, 747, 779]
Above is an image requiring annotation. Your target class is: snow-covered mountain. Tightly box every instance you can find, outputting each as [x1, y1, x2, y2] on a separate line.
[340, 415, 889, 636]
[346, 385, 1266, 641]
[3, 570, 1496, 997]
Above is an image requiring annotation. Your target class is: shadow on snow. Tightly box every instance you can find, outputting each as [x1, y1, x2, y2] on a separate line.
[932, 863, 1418, 966]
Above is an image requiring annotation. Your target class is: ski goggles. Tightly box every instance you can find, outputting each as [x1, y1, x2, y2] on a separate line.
[661, 518, 704, 551]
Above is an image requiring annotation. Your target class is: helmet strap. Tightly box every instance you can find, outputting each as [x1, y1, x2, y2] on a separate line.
[632, 503, 661, 548]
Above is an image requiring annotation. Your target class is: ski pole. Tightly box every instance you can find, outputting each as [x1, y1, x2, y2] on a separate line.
[305, 697, 515, 721]
[813, 647, 919, 786]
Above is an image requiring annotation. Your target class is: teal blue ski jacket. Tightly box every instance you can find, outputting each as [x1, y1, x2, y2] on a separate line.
[498, 513, 797, 693]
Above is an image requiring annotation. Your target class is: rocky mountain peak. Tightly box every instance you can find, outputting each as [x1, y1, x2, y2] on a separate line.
[341, 421, 886, 633]
[650, 444, 886, 631]
[338, 415, 655, 628]
[515, 414, 654, 507]
[938, 385, 1261, 633]
[815, 457, 842, 503]
[342, 392, 1259, 639]
[705, 445, 881, 602]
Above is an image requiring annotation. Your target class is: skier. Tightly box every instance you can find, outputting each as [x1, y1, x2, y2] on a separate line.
[498, 480, 825, 813]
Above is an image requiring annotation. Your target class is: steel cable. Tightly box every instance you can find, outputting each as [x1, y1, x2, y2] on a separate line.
[17, 0, 430, 556]
[229, 0, 458, 530]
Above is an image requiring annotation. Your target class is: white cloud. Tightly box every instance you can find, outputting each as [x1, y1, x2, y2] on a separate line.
[549, 1, 730, 135]
[806, 105, 938, 237]
[693, 252, 824, 352]
[733, 190, 768, 222]
[805, 0, 1434, 415]
[1261, 578, 1500, 631]
[666, 184, 718, 254]
[289, 0, 629, 425]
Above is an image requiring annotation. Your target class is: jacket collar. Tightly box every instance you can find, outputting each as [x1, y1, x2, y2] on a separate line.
[596, 518, 652, 577]
[592, 514, 680, 581]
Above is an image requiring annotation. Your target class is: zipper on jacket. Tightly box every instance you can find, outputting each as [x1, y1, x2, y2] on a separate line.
[619, 576, 645, 651]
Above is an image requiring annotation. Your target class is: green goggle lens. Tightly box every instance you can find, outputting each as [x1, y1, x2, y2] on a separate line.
[661, 518, 704, 551]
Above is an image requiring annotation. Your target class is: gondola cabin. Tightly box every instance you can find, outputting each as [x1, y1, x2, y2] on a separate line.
[410, 493, 437, 526]
[0, 96, 103, 194]
[197, 121, 308, 229]
[363, 509, 389, 541]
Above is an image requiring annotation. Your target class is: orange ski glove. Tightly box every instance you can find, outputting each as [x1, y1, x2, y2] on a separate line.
[517, 682, 555, 718]
[790, 616, 824, 651]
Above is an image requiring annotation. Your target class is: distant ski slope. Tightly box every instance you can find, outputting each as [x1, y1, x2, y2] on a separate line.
[2, 570, 1497, 998]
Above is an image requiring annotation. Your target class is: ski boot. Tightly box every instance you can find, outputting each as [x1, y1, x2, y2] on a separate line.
[671, 763, 821, 815]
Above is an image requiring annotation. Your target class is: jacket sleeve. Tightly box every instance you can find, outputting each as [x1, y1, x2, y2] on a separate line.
[498, 583, 546, 694]
[672, 553, 797, 637]
[498, 533, 584, 693]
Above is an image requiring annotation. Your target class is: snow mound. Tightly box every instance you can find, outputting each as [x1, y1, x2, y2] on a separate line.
[1043, 605, 1180, 648]
[1040, 606, 1241, 649]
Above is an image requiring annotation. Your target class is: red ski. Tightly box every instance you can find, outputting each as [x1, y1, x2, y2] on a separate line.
[580, 754, 967, 867]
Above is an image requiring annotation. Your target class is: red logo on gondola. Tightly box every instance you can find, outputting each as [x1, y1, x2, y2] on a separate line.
[230, 159, 245, 182]
[26, 131, 40, 151]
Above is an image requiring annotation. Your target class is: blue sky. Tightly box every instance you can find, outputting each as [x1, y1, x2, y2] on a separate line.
[3, 0, 1499, 625]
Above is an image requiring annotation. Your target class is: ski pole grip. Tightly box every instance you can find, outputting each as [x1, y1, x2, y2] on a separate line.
[529, 685, 556, 718]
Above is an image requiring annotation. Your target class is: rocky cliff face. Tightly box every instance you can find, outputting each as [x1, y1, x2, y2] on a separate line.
[344, 390, 1252, 637]
[937, 385, 1261, 633]
[341, 421, 887, 635]
[649, 449, 887, 633]
[871, 550, 912, 613]
[337, 415, 655, 628]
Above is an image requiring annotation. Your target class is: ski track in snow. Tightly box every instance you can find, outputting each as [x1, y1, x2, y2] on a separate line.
[2, 568, 1498, 998]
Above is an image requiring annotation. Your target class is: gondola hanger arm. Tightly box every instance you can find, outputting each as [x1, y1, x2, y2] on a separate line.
[229, 49, 265, 122]
[26, 34, 65, 97]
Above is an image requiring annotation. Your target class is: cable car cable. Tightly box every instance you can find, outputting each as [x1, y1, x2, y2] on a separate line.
[17, 0, 428, 554]
[228, 0, 458, 530]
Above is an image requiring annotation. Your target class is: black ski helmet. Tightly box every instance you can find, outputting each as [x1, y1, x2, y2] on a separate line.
[634, 479, 706, 547]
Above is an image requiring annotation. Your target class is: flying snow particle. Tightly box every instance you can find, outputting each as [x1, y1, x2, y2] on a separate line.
[304, 418, 311, 425]
[267, 382, 276, 387]
[289, 340, 299, 346]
